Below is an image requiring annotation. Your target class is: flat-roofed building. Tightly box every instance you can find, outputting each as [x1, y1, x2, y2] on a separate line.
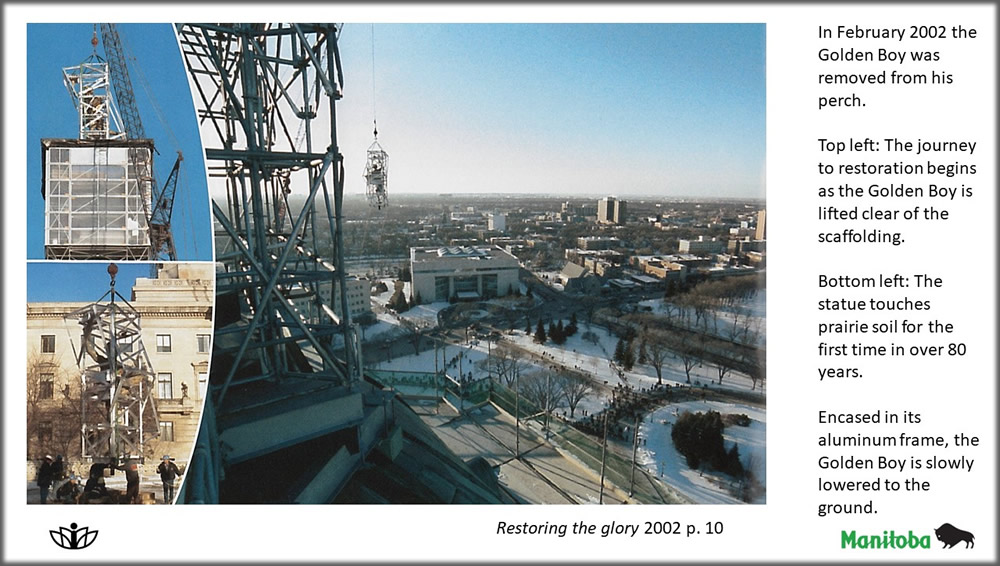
[576, 236, 621, 250]
[678, 237, 725, 255]
[289, 275, 373, 323]
[410, 246, 520, 303]
[487, 213, 506, 232]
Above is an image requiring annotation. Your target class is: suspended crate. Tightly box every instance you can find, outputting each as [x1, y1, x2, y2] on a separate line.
[364, 139, 388, 210]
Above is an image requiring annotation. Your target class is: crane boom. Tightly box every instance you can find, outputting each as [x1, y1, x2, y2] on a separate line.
[99, 24, 145, 141]
[150, 152, 183, 260]
[99, 23, 178, 260]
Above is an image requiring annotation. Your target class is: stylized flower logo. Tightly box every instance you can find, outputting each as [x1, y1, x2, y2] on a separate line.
[49, 523, 98, 550]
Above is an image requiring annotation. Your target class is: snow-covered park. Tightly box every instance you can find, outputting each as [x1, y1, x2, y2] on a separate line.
[364, 285, 766, 505]
[639, 400, 765, 504]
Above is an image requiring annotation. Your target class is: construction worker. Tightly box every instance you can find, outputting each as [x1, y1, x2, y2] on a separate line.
[156, 455, 182, 504]
[51, 455, 65, 482]
[82, 463, 109, 503]
[36, 455, 54, 504]
[56, 475, 83, 504]
[116, 459, 141, 504]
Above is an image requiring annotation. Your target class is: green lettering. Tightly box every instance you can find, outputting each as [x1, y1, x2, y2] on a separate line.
[841, 530, 858, 548]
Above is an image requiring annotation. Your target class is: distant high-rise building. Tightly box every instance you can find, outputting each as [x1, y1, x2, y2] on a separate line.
[755, 210, 766, 240]
[615, 199, 628, 225]
[488, 212, 506, 232]
[597, 197, 614, 223]
[597, 196, 627, 225]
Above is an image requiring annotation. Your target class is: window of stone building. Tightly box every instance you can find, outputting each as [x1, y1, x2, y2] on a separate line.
[156, 334, 172, 353]
[38, 421, 53, 443]
[41, 335, 56, 353]
[157, 372, 173, 399]
[197, 334, 211, 354]
[158, 421, 174, 442]
[39, 373, 54, 400]
[198, 371, 208, 399]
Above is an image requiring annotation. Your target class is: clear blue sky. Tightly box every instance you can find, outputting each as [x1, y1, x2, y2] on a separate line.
[26, 23, 212, 260]
[27, 262, 155, 303]
[334, 23, 765, 199]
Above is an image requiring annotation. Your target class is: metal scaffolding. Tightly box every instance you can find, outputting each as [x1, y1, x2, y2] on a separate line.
[364, 139, 388, 210]
[175, 23, 376, 503]
[62, 52, 125, 141]
[67, 264, 158, 462]
[177, 23, 361, 407]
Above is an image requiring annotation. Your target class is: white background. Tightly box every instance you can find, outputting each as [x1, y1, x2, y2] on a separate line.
[3, 3, 995, 562]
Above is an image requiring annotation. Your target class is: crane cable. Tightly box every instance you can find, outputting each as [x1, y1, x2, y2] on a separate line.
[116, 26, 203, 259]
[358, 23, 379, 253]
[371, 24, 379, 140]
[118, 29, 181, 151]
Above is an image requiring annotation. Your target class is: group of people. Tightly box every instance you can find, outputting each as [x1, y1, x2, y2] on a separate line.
[35, 454, 182, 504]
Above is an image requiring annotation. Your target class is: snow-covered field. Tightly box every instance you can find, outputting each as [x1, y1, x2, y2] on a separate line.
[639, 400, 766, 504]
[365, 285, 766, 505]
[373, 315, 763, 421]
[638, 289, 766, 345]
[505, 320, 763, 398]
[375, 337, 490, 378]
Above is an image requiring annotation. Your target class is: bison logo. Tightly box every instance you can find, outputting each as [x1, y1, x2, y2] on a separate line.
[934, 523, 974, 549]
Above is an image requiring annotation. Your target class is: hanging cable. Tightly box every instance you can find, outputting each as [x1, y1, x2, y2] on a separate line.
[118, 29, 181, 151]
[364, 23, 389, 210]
[371, 23, 378, 140]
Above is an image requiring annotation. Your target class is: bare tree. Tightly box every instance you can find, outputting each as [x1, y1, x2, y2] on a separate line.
[26, 351, 81, 461]
[518, 371, 565, 416]
[722, 305, 762, 344]
[748, 360, 766, 391]
[559, 372, 594, 419]
[398, 318, 428, 355]
[741, 315, 763, 347]
[714, 361, 732, 386]
[671, 332, 702, 384]
[672, 293, 695, 327]
[580, 296, 600, 326]
[491, 344, 528, 387]
[645, 333, 671, 385]
[691, 295, 713, 333]
[660, 300, 682, 323]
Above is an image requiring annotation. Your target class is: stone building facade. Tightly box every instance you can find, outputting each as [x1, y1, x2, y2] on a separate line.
[26, 263, 213, 478]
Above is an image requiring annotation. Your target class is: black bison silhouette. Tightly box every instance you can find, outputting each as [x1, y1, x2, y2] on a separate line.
[934, 523, 974, 549]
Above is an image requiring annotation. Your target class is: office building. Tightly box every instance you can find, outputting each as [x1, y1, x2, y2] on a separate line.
[410, 246, 519, 303]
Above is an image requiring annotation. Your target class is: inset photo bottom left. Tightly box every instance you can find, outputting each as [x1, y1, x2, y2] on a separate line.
[26, 261, 213, 504]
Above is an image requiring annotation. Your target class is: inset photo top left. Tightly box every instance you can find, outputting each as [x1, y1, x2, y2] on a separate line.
[26, 23, 211, 261]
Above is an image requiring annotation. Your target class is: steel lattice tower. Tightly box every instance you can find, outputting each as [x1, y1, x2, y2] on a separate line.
[176, 24, 370, 503]
[68, 264, 159, 462]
